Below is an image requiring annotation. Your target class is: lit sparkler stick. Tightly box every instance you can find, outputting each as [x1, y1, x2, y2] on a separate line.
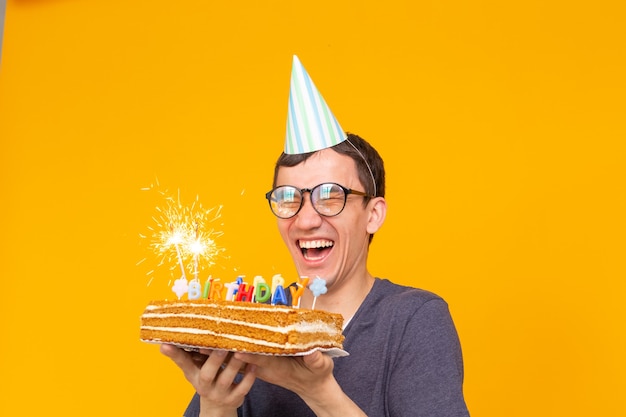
[144, 189, 225, 288]
[168, 222, 188, 281]
[190, 223, 202, 281]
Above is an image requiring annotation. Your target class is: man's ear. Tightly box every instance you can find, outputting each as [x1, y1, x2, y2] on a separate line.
[366, 197, 387, 234]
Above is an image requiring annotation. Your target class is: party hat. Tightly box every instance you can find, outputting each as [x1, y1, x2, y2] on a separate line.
[285, 55, 347, 154]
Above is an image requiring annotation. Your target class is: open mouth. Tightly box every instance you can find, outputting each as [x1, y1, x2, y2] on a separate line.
[299, 239, 334, 261]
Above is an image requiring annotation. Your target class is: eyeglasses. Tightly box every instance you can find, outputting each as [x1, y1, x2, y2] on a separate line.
[265, 183, 370, 219]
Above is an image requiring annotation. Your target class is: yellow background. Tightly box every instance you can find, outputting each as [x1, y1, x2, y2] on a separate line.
[1, 1, 625, 415]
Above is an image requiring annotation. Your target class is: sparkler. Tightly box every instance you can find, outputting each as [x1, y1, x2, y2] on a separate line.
[142, 188, 226, 286]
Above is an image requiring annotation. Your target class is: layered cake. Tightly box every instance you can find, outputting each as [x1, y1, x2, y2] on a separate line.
[140, 298, 345, 355]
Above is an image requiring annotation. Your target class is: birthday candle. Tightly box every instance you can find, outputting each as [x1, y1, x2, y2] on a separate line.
[271, 274, 285, 295]
[251, 276, 266, 302]
[202, 277, 212, 299]
[236, 283, 255, 302]
[289, 276, 310, 307]
[272, 285, 288, 306]
[172, 277, 189, 300]
[254, 282, 272, 303]
[224, 281, 240, 301]
[209, 279, 224, 300]
[309, 277, 328, 310]
[188, 279, 202, 300]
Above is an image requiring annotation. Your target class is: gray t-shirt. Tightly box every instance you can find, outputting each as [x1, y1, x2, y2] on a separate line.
[184, 278, 470, 417]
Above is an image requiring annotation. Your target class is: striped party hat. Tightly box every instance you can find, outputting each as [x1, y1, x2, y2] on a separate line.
[285, 55, 347, 154]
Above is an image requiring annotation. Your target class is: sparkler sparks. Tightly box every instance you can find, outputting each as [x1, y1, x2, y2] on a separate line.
[143, 189, 226, 284]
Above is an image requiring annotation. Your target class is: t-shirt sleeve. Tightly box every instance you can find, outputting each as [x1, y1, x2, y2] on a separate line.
[183, 393, 200, 417]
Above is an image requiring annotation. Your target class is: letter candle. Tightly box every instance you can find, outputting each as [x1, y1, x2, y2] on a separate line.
[209, 280, 224, 300]
[236, 283, 255, 302]
[224, 281, 240, 301]
[202, 277, 212, 299]
[272, 285, 288, 305]
[289, 276, 310, 307]
[252, 276, 267, 302]
[270, 274, 287, 305]
[270, 274, 285, 295]
[188, 279, 202, 300]
[254, 282, 272, 303]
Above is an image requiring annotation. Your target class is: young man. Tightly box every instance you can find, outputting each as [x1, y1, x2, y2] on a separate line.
[160, 57, 470, 417]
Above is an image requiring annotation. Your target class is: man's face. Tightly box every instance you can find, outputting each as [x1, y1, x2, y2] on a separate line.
[274, 149, 374, 291]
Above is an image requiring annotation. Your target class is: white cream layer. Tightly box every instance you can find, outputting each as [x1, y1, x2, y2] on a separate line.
[141, 313, 340, 335]
[140, 325, 337, 350]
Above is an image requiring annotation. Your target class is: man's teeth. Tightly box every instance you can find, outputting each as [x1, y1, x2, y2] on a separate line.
[299, 240, 334, 249]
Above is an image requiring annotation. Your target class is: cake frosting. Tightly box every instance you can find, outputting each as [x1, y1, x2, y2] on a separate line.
[140, 298, 345, 355]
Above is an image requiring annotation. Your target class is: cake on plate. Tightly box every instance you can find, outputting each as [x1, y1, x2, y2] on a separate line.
[140, 298, 345, 355]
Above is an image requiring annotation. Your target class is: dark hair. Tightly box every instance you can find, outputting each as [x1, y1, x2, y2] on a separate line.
[272, 132, 386, 203]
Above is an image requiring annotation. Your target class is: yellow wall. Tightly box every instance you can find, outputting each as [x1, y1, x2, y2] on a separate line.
[1, 1, 624, 415]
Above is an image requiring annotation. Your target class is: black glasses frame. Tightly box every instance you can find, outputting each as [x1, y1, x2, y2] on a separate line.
[265, 182, 370, 219]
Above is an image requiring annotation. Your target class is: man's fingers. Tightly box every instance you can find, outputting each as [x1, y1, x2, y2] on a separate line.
[199, 350, 228, 383]
[302, 351, 328, 370]
[233, 352, 271, 367]
[160, 344, 192, 368]
[232, 363, 257, 396]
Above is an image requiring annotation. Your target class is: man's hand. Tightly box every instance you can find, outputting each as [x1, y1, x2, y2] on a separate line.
[160, 344, 257, 417]
[233, 350, 333, 397]
[234, 351, 367, 417]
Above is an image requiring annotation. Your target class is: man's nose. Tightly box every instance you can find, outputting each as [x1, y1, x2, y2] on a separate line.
[294, 193, 323, 227]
